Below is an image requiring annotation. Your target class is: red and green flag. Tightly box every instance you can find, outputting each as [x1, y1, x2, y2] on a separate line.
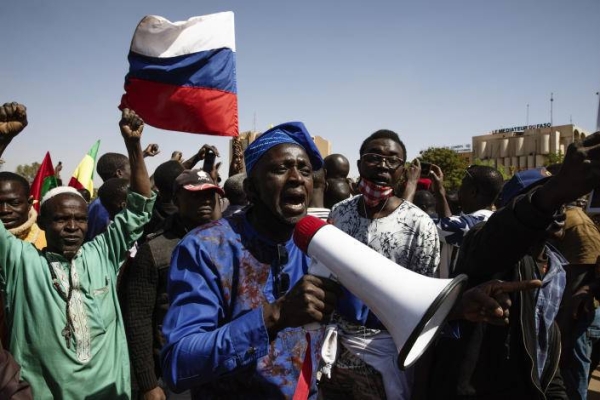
[68, 140, 101, 195]
[31, 152, 58, 212]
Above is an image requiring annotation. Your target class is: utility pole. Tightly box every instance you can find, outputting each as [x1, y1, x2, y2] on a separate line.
[596, 92, 600, 131]
[550, 92, 554, 126]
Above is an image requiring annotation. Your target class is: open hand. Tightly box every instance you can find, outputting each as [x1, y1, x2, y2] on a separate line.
[0, 102, 28, 138]
[197, 144, 220, 160]
[404, 158, 421, 186]
[429, 164, 445, 195]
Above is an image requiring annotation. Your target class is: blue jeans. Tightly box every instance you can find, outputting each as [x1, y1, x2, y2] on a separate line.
[562, 307, 600, 400]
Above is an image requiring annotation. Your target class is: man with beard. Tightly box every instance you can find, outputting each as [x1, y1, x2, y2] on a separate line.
[323, 129, 440, 400]
[0, 107, 155, 399]
[161, 122, 341, 399]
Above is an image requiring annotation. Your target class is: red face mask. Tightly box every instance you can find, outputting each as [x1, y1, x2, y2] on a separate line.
[358, 178, 394, 207]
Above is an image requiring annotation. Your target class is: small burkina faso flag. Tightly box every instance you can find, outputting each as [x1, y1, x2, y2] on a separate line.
[68, 140, 101, 195]
[31, 152, 58, 212]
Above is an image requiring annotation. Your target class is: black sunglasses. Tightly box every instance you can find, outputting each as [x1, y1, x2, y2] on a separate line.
[273, 244, 290, 297]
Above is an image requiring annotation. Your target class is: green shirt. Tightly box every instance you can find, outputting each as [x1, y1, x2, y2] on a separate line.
[0, 191, 155, 399]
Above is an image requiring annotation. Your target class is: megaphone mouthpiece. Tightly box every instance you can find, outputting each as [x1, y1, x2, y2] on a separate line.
[294, 215, 327, 253]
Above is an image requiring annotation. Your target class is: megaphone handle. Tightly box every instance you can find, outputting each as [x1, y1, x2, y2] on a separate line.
[304, 258, 336, 331]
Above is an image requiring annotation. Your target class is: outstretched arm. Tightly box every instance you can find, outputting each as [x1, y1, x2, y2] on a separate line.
[0, 102, 28, 158]
[119, 109, 152, 198]
[456, 131, 600, 280]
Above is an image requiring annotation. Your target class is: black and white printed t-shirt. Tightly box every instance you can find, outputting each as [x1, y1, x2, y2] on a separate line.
[328, 196, 440, 277]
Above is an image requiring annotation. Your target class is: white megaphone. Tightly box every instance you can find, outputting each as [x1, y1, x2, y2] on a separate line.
[293, 215, 467, 369]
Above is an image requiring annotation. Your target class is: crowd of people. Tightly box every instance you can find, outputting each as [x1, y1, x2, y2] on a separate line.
[0, 100, 599, 400]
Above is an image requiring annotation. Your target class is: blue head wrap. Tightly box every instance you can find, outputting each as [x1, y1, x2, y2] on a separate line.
[244, 122, 324, 174]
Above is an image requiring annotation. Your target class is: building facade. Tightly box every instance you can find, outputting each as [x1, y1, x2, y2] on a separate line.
[472, 124, 589, 172]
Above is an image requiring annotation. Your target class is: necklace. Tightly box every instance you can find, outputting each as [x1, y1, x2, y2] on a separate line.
[361, 195, 391, 245]
[362, 195, 390, 220]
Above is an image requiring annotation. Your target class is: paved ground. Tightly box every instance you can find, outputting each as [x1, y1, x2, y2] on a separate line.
[589, 367, 600, 400]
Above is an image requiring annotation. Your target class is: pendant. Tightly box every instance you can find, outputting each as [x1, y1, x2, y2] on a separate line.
[62, 326, 72, 349]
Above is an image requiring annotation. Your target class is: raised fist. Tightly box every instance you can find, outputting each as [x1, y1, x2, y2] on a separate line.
[171, 151, 183, 162]
[119, 108, 144, 140]
[143, 143, 160, 158]
[0, 102, 28, 138]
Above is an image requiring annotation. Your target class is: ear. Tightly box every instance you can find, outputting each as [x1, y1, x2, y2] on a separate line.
[27, 195, 34, 210]
[37, 213, 47, 231]
[243, 176, 257, 204]
[470, 185, 479, 197]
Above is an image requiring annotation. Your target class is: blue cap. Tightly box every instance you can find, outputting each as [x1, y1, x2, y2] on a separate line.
[499, 167, 552, 206]
[244, 122, 324, 174]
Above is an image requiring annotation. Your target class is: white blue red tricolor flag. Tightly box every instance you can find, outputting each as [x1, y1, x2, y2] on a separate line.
[120, 12, 238, 137]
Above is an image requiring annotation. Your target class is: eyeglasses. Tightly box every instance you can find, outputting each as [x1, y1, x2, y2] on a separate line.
[361, 153, 405, 169]
[464, 165, 477, 180]
[273, 244, 290, 297]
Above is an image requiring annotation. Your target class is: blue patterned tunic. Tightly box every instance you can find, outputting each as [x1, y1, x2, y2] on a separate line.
[161, 212, 322, 399]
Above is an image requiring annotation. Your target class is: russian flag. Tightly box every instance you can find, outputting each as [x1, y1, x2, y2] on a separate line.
[120, 12, 238, 137]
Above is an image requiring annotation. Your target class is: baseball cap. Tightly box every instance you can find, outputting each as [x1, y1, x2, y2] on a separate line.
[174, 169, 225, 196]
[498, 167, 552, 206]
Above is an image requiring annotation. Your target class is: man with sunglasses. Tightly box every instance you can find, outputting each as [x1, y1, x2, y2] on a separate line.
[322, 129, 440, 400]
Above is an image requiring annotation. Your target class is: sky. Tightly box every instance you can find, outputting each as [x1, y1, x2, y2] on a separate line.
[1, 0, 599, 185]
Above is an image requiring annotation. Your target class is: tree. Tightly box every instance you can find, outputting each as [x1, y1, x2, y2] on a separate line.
[15, 162, 40, 182]
[545, 151, 564, 166]
[419, 147, 469, 191]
